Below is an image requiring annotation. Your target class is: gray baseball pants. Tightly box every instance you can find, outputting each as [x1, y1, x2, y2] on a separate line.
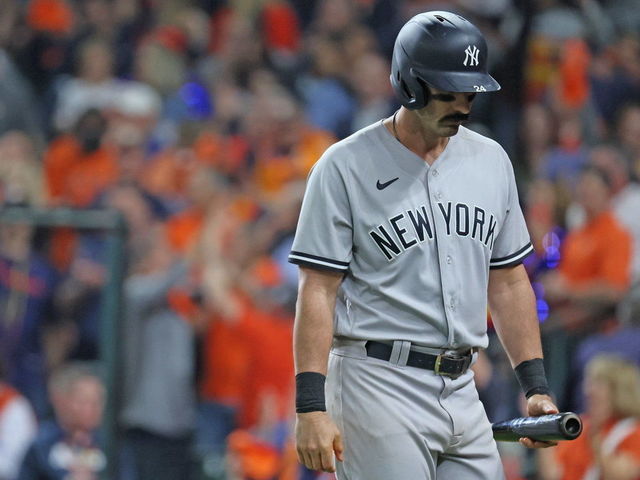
[326, 339, 505, 480]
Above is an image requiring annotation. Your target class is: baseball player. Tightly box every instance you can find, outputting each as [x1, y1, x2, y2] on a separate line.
[289, 11, 559, 479]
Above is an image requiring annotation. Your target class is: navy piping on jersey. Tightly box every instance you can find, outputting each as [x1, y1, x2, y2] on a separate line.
[289, 251, 349, 271]
[489, 242, 534, 269]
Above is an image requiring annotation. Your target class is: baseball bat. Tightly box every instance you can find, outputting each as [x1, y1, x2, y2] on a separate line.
[492, 412, 583, 442]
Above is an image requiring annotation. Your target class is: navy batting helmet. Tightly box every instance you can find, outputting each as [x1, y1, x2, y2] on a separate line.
[390, 11, 500, 109]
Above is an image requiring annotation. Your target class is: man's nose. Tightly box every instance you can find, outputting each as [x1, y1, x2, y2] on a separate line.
[453, 93, 472, 114]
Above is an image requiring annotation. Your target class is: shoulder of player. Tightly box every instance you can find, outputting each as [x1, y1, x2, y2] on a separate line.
[313, 123, 379, 171]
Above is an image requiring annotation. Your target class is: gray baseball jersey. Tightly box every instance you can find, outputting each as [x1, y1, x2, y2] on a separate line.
[289, 122, 532, 350]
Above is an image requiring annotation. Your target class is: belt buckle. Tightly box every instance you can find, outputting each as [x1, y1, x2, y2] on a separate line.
[434, 354, 452, 377]
[434, 353, 463, 379]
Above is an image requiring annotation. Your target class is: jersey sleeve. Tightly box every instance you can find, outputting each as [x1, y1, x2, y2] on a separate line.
[490, 151, 533, 269]
[288, 149, 353, 273]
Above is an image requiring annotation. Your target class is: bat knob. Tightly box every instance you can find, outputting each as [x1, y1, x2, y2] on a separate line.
[561, 413, 582, 439]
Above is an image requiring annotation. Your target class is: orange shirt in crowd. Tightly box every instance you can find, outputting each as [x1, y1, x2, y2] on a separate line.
[169, 286, 294, 422]
[559, 211, 632, 291]
[262, 2, 301, 52]
[253, 129, 335, 195]
[554, 418, 640, 480]
[226, 430, 300, 480]
[197, 297, 294, 426]
[44, 135, 119, 207]
[199, 309, 255, 408]
[240, 309, 293, 428]
[138, 148, 196, 200]
[26, 0, 75, 35]
[44, 136, 119, 270]
[192, 132, 250, 177]
[165, 207, 205, 254]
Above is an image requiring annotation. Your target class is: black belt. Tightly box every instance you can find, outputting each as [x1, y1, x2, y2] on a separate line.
[365, 341, 474, 379]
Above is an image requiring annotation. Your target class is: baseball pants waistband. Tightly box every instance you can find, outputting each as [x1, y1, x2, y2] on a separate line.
[331, 338, 478, 375]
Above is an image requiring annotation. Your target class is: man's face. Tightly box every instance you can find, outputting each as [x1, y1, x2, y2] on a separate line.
[414, 87, 476, 137]
[54, 378, 105, 434]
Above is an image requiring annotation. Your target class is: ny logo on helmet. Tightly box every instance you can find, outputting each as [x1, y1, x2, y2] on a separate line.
[463, 45, 479, 67]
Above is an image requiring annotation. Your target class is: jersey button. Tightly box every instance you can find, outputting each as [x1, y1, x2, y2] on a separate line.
[432, 169, 439, 177]
[436, 192, 443, 200]
[446, 255, 452, 264]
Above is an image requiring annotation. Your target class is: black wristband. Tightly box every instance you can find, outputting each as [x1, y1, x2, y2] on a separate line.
[514, 358, 551, 399]
[295, 372, 327, 413]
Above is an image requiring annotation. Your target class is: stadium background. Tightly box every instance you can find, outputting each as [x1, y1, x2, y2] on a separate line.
[1, 0, 640, 479]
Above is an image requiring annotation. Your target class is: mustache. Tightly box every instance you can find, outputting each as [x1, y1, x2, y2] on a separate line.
[441, 113, 469, 123]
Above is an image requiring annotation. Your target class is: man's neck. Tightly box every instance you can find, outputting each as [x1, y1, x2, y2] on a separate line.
[389, 109, 450, 165]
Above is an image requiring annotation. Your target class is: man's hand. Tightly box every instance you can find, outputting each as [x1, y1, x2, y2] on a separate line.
[519, 394, 560, 449]
[295, 411, 344, 472]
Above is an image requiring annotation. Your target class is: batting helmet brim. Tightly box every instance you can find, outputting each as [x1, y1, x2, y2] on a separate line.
[411, 67, 501, 93]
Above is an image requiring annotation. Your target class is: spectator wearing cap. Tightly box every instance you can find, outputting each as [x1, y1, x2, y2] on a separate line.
[104, 81, 163, 181]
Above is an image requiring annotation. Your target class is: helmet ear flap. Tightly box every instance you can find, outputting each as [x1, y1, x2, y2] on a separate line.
[415, 76, 431, 107]
[393, 71, 428, 110]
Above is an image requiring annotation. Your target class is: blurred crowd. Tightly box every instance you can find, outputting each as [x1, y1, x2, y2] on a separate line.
[0, 0, 639, 479]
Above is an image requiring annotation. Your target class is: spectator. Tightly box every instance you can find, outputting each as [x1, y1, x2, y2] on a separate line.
[163, 166, 230, 255]
[297, 34, 356, 139]
[347, 50, 395, 132]
[309, 0, 359, 38]
[539, 355, 640, 480]
[55, 184, 162, 363]
[52, 36, 121, 133]
[18, 362, 106, 480]
[120, 225, 196, 480]
[571, 310, 640, 413]
[244, 82, 335, 196]
[0, 358, 37, 480]
[44, 108, 118, 208]
[0, 131, 45, 207]
[589, 144, 640, 289]
[543, 166, 632, 330]
[519, 104, 558, 182]
[0, 218, 59, 418]
[541, 112, 590, 196]
[103, 81, 162, 167]
[541, 165, 633, 409]
[591, 35, 640, 127]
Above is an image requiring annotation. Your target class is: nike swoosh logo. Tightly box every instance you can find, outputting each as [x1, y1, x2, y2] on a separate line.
[376, 177, 399, 190]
